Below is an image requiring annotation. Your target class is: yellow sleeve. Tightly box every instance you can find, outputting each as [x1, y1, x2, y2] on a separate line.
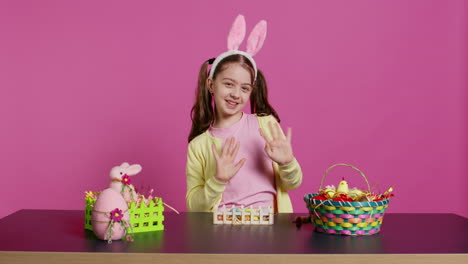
[276, 158, 302, 190]
[257, 115, 303, 190]
[185, 138, 226, 212]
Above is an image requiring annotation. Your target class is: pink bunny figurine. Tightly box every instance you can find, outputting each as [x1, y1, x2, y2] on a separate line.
[109, 162, 142, 203]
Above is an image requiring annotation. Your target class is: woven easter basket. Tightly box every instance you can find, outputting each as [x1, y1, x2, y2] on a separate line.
[304, 164, 391, 236]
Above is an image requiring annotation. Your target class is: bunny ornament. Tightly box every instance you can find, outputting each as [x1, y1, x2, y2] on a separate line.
[90, 162, 142, 243]
[109, 162, 142, 203]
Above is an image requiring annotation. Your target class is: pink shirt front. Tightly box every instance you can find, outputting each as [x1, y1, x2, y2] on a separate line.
[209, 113, 276, 209]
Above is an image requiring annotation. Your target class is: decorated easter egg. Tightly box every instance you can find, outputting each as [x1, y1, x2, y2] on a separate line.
[348, 188, 364, 201]
[322, 185, 336, 199]
[332, 193, 353, 202]
[92, 188, 130, 241]
[312, 195, 327, 200]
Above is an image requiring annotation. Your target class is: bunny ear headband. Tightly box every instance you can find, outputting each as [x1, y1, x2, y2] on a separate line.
[208, 14, 267, 81]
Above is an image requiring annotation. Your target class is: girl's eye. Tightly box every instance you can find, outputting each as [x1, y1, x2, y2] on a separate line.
[242, 87, 250, 92]
[224, 82, 233, 87]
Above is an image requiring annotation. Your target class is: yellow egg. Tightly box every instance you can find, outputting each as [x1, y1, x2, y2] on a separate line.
[348, 188, 364, 200]
[324, 189, 335, 199]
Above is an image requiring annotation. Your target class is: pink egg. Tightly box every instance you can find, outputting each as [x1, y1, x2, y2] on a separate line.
[92, 188, 130, 241]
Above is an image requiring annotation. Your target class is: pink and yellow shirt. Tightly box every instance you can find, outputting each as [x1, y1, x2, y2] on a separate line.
[186, 113, 302, 213]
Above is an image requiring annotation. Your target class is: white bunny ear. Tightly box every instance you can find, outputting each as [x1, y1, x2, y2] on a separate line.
[227, 14, 246, 51]
[126, 164, 142, 176]
[120, 162, 130, 168]
[246, 20, 267, 56]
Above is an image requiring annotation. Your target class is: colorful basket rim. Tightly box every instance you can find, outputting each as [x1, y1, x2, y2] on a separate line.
[304, 193, 390, 207]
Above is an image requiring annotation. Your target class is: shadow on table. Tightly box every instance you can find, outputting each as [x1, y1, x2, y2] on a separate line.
[83, 228, 164, 252]
[306, 231, 384, 254]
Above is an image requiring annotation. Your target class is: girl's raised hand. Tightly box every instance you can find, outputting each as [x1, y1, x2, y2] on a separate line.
[212, 137, 246, 183]
[260, 122, 294, 166]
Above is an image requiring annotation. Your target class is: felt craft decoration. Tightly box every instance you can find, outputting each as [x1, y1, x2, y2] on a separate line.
[92, 188, 131, 243]
[209, 14, 267, 80]
[336, 177, 349, 194]
[109, 162, 142, 203]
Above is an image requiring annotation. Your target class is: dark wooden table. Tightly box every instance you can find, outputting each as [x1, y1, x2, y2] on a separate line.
[1, 210, 467, 264]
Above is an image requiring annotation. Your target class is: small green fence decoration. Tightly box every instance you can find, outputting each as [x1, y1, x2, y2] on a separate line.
[85, 195, 165, 233]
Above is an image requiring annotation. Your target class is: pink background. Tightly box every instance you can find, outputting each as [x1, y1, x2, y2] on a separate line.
[1, 0, 467, 218]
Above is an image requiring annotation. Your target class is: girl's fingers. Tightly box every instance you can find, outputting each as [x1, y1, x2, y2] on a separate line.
[259, 128, 269, 143]
[232, 141, 240, 158]
[222, 137, 232, 157]
[275, 123, 285, 140]
[269, 121, 278, 140]
[221, 138, 227, 156]
[265, 142, 273, 156]
[234, 158, 247, 173]
[286, 127, 292, 143]
[227, 137, 234, 155]
[211, 144, 219, 161]
[228, 137, 236, 156]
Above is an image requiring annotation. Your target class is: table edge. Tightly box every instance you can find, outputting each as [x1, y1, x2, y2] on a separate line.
[1, 251, 468, 264]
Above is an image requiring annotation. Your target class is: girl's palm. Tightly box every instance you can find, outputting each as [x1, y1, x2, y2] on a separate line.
[260, 122, 294, 166]
[212, 137, 246, 183]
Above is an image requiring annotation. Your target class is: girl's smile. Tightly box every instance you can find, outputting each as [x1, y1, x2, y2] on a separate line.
[225, 100, 238, 108]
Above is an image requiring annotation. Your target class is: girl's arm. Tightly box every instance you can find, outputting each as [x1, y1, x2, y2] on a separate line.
[186, 142, 226, 212]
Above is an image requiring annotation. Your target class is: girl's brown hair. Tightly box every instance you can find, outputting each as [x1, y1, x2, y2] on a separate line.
[188, 54, 280, 142]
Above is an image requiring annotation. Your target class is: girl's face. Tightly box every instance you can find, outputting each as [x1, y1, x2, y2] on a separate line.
[208, 63, 253, 120]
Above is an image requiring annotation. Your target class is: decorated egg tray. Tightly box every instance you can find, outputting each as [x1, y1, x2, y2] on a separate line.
[85, 196, 165, 233]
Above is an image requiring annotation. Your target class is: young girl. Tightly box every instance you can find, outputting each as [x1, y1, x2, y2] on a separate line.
[186, 15, 302, 213]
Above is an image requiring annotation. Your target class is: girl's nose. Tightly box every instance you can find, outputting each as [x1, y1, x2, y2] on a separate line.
[230, 87, 240, 98]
